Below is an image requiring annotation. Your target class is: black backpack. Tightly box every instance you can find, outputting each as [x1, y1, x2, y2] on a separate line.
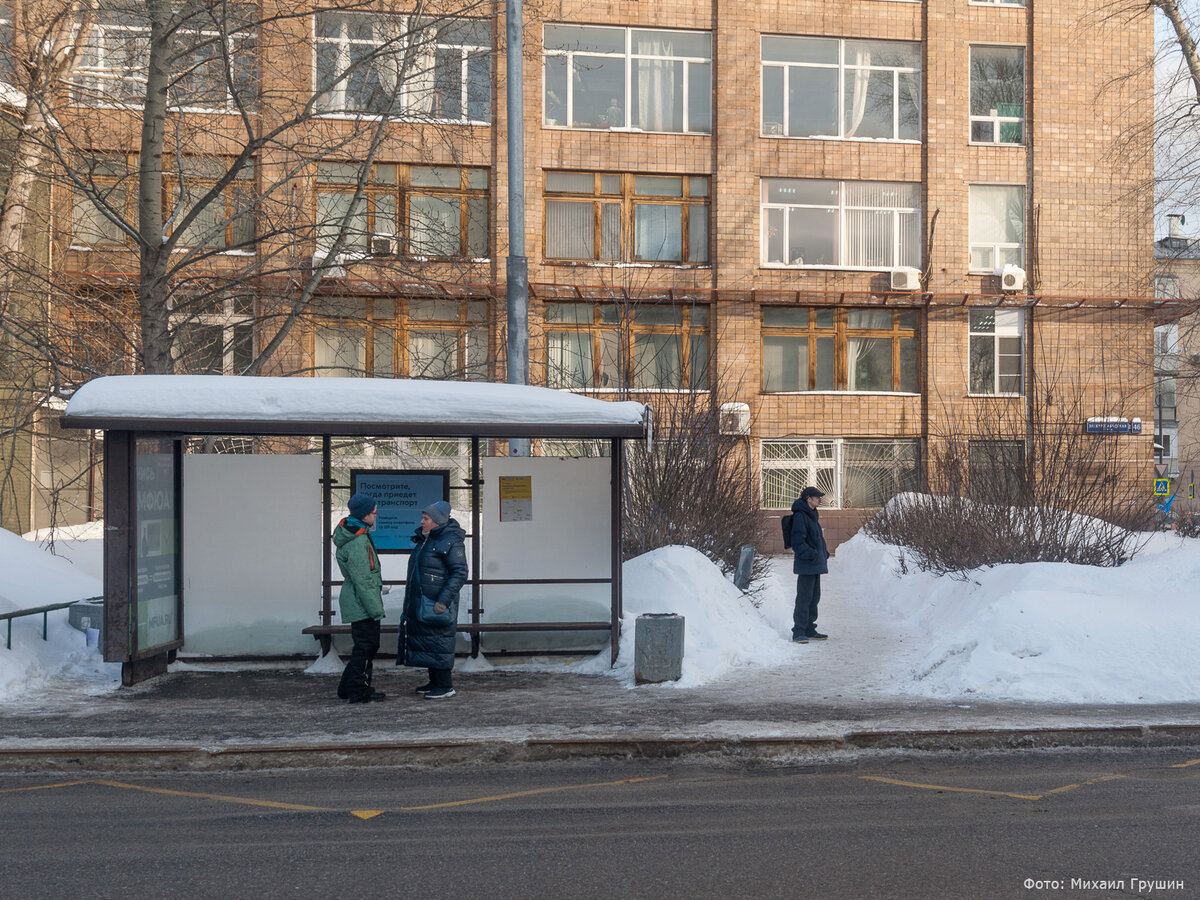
[780, 513, 794, 550]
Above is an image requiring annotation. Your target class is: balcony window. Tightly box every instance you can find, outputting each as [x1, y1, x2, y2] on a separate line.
[315, 12, 490, 122]
[762, 179, 920, 269]
[544, 302, 709, 390]
[543, 24, 711, 133]
[761, 35, 920, 141]
[762, 307, 919, 393]
[544, 172, 708, 264]
[315, 163, 488, 259]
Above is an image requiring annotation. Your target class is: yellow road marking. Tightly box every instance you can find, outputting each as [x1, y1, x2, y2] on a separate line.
[0, 779, 93, 794]
[1041, 774, 1126, 796]
[351, 810, 385, 820]
[397, 774, 670, 811]
[860, 775, 1042, 800]
[92, 779, 334, 812]
[1170, 758, 1200, 768]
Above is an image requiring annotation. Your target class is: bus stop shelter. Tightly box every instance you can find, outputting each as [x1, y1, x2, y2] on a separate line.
[61, 375, 650, 685]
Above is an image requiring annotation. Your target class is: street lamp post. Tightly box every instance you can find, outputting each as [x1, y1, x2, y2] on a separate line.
[506, 0, 529, 456]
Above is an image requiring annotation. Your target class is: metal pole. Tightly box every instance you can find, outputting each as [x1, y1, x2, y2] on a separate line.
[506, 0, 529, 457]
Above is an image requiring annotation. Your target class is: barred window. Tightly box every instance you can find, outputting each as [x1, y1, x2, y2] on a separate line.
[762, 307, 918, 392]
[544, 302, 709, 390]
[761, 438, 919, 509]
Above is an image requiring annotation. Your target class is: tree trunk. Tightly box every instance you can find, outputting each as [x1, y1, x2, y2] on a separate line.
[139, 0, 174, 375]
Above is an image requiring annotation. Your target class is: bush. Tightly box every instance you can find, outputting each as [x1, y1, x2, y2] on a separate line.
[1175, 512, 1200, 539]
[622, 387, 770, 587]
[864, 493, 1147, 575]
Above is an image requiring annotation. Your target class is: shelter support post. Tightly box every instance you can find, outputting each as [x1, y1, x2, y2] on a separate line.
[102, 430, 133, 664]
[610, 438, 624, 665]
[470, 436, 482, 658]
[320, 435, 333, 653]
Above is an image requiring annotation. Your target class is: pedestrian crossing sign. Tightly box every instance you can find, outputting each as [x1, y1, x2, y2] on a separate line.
[1154, 479, 1170, 496]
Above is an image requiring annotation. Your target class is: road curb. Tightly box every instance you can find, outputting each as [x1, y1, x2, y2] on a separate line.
[3, 724, 1200, 772]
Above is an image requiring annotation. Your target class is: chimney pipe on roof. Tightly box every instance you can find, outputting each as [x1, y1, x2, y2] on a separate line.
[1168, 213, 1187, 239]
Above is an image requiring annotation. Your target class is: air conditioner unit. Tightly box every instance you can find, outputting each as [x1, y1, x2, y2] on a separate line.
[718, 402, 751, 436]
[369, 233, 395, 256]
[999, 264, 1026, 292]
[890, 266, 921, 292]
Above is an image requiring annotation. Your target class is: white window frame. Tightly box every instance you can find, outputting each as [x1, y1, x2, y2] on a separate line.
[171, 296, 255, 375]
[760, 35, 921, 142]
[969, 0, 1025, 6]
[968, 307, 1024, 396]
[542, 24, 712, 134]
[760, 438, 920, 509]
[73, 11, 256, 111]
[313, 12, 490, 123]
[761, 178, 921, 270]
[969, 45, 1025, 145]
[969, 184, 1025, 273]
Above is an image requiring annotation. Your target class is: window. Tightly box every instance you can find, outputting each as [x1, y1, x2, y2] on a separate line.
[313, 297, 489, 380]
[74, 5, 257, 109]
[71, 155, 135, 246]
[543, 172, 708, 263]
[762, 179, 920, 269]
[1155, 274, 1181, 301]
[167, 158, 256, 249]
[1155, 323, 1179, 360]
[968, 307, 1023, 395]
[968, 440, 1026, 505]
[969, 185, 1024, 272]
[315, 13, 490, 121]
[1155, 376, 1177, 423]
[314, 163, 488, 259]
[0, 5, 13, 86]
[172, 295, 255, 375]
[72, 155, 256, 250]
[970, 46, 1024, 144]
[544, 302, 709, 390]
[543, 24, 711, 133]
[970, 0, 1025, 7]
[761, 36, 920, 141]
[760, 438, 919, 509]
[762, 307, 918, 393]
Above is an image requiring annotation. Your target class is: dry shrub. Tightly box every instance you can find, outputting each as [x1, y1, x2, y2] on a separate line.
[623, 386, 770, 586]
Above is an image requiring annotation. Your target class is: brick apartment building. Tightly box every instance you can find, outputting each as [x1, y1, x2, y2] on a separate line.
[0, 0, 1158, 541]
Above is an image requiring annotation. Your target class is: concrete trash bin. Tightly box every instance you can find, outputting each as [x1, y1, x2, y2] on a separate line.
[634, 613, 684, 684]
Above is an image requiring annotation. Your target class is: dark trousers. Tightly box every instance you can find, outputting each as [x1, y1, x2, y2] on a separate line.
[338, 618, 381, 700]
[793, 574, 821, 639]
[428, 667, 453, 689]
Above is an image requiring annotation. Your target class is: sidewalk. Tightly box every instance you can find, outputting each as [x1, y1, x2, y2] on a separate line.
[3, 665, 1200, 772]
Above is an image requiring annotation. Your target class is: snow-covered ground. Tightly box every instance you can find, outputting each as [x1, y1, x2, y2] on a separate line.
[4, 524, 1200, 705]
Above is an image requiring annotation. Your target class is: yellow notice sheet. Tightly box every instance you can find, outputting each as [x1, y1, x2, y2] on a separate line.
[498, 475, 533, 522]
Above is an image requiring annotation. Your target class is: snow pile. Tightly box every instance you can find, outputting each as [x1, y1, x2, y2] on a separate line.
[834, 530, 1200, 702]
[0, 528, 118, 699]
[569, 545, 794, 688]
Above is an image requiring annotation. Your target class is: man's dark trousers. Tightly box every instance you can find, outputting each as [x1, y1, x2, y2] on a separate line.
[338, 618, 381, 700]
[793, 574, 821, 640]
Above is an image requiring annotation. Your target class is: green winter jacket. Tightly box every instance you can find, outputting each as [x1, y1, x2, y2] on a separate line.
[333, 518, 384, 623]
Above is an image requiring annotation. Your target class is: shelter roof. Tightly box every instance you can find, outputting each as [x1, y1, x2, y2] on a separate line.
[61, 375, 650, 438]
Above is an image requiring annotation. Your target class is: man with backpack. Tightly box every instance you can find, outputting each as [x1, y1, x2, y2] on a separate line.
[788, 486, 830, 644]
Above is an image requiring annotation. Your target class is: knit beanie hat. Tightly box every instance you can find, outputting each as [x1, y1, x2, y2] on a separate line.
[348, 493, 376, 520]
[423, 500, 451, 526]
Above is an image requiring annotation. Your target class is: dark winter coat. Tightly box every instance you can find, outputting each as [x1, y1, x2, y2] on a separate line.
[333, 519, 384, 623]
[400, 518, 468, 670]
[790, 500, 829, 575]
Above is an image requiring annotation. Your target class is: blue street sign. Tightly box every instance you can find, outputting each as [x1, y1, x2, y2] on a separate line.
[1154, 479, 1170, 496]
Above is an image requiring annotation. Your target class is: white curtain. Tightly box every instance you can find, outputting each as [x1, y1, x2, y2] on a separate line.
[375, 18, 435, 114]
[548, 333, 592, 388]
[635, 35, 676, 132]
[844, 47, 871, 137]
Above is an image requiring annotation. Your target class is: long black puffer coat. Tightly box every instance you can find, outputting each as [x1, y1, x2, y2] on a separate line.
[399, 518, 468, 670]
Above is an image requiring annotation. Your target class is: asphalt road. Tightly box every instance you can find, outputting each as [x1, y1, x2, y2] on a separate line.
[2, 748, 1196, 899]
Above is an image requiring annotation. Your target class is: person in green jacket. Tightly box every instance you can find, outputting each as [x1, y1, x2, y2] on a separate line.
[334, 493, 386, 703]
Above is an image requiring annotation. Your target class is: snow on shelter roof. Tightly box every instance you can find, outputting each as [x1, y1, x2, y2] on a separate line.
[61, 375, 651, 439]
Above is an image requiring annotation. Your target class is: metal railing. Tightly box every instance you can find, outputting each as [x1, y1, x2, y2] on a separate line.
[1, 597, 102, 650]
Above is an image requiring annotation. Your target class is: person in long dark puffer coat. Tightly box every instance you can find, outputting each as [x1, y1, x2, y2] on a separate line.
[399, 500, 468, 699]
[790, 485, 830, 644]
